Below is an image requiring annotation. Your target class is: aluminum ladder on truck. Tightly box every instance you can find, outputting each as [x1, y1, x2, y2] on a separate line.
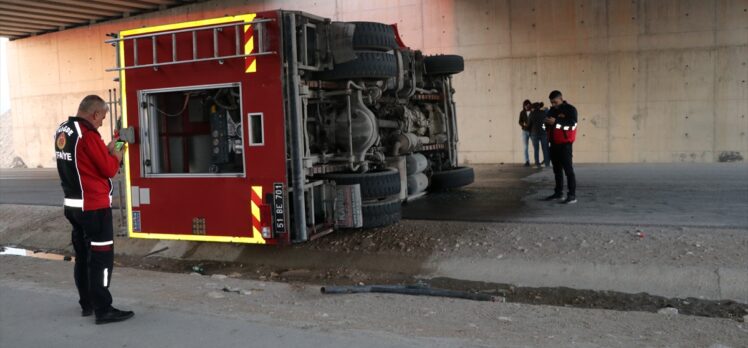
[104, 17, 275, 72]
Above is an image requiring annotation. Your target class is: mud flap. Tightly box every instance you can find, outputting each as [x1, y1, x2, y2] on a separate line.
[334, 184, 363, 228]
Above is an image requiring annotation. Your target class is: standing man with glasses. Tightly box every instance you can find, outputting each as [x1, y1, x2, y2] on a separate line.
[55, 95, 134, 324]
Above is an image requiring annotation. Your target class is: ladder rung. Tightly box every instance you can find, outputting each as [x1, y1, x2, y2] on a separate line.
[192, 31, 197, 60]
[213, 28, 218, 58]
[234, 26, 240, 55]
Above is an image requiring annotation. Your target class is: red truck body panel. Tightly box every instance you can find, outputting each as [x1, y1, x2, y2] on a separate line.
[119, 11, 289, 244]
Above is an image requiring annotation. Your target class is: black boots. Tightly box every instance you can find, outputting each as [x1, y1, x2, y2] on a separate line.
[95, 307, 134, 325]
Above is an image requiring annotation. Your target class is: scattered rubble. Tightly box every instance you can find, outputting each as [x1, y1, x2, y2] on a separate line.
[206, 291, 225, 299]
[222, 286, 241, 294]
[658, 307, 679, 315]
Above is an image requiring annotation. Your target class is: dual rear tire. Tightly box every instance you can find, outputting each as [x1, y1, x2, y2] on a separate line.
[321, 169, 401, 229]
[322, 166, 474, 229]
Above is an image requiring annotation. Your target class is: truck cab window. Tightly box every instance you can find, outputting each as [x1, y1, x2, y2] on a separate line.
[139, 84, 244, 176]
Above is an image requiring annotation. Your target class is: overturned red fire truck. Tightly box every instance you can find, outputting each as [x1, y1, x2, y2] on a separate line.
[108, 10, 472, 245]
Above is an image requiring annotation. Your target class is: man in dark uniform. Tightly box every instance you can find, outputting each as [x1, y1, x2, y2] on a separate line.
[55, 95, 134, 324]
[544, 90, 578, 204]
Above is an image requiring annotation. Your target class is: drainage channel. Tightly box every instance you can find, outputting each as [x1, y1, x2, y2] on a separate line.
[3, 245, 746, 322]
[424, 277, 748, 322]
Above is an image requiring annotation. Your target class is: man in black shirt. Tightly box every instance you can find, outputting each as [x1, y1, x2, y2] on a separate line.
[527, 102, 550, 168]
[544, 90, 578, 204]
[518, 100, 532, 166]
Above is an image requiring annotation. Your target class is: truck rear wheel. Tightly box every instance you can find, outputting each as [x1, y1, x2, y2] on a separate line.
[424, 55, 464, 75]
[429, 166, 474, 190]
[314, 51, 398, 80]
[361, 197, 402, 229]
[351, 22, 399, 51]
[322, 169, 401, 201]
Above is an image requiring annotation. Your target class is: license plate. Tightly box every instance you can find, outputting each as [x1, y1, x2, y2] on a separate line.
[272, 183, 286, 234]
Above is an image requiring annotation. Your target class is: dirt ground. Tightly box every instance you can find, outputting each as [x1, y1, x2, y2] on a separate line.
[2, 255, 748, 348]
[3, 203, 747, 322]
[304, 219, 748, 269]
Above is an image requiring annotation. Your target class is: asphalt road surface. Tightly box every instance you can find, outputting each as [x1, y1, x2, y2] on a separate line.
[0, 169, 64, 206]
[2, 163, 747, 228]
[404, 163, 748, 228]
[0, 169, 124, 207]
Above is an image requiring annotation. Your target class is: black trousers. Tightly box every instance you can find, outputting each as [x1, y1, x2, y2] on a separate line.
[550, 143, 576, 196]
[64, 207, 114, 315]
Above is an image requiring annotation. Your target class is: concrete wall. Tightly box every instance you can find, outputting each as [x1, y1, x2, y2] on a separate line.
[4, 0, 747, 168]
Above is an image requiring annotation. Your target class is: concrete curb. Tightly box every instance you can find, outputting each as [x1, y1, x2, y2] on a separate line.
[423, 257, 748, 303]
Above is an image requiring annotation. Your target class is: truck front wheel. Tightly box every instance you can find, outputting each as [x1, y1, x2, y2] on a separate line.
[423, 55, 464, 76]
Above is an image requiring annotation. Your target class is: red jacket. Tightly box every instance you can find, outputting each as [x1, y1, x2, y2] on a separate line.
[55, 117, 120, 211]
[546, 101, 578, 145]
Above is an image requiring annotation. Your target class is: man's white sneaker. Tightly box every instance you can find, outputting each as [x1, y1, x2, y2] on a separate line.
[561, 196, 577, 204]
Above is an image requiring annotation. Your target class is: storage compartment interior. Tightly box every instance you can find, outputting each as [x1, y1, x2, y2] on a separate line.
[139, 84, 244, 176]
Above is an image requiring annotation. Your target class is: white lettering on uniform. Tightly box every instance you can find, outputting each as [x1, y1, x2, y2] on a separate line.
[56, 151, 73, 161]
[56, 125, 74, 136]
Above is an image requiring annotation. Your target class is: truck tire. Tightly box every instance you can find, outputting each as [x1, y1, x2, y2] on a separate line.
[315, 51, 398, 80]
[322, 169, 401, 201]
[361, 197, 402, 229]
[351, 22, 399, 51]
[429, 166, 474, 190]
[424, 55, 464, 75]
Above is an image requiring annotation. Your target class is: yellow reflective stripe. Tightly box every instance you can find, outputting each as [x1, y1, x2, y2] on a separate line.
[120, 14, 257, 37]
[247, 59, 257, 73]
[249, 185, 265, 244]
[251, 200, 261, 222]
[247, 228, 266, 244]
[129, 231, 267, 244]
[251, 185, 262, 221]
[243, 21, 256, 73]
[118, 30, 134, 237]
[244, 37, 253, 56]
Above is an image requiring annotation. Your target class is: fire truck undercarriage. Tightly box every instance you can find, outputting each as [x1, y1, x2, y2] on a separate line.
[288, 16, 473, 239]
